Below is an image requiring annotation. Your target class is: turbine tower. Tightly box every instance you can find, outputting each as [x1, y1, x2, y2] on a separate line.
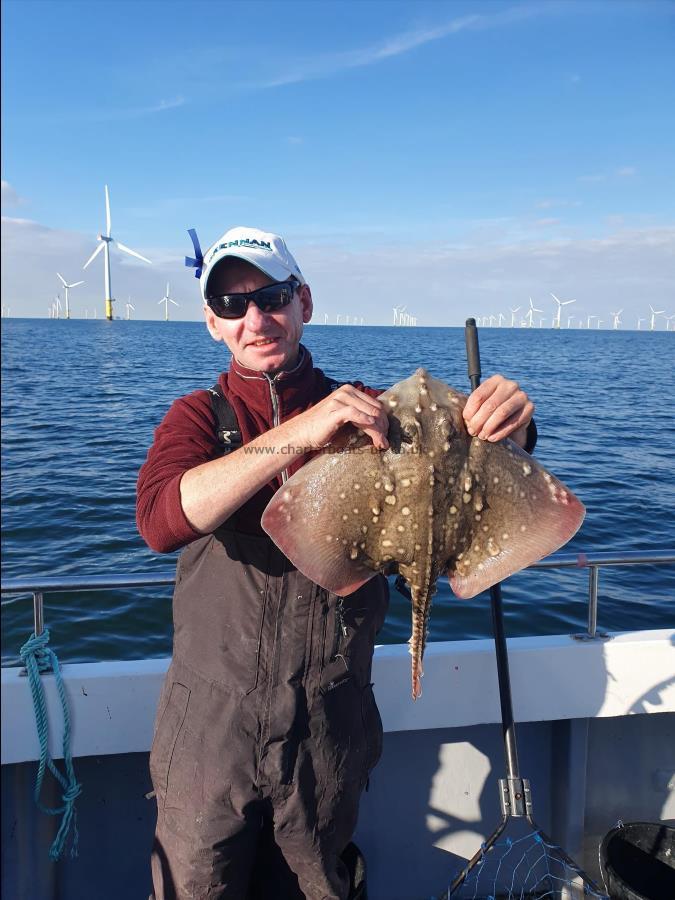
[509, 306, 521, 327]
[551, 293, 576, 328]
[158, 283, 179, 321]
[83, 185, 152, 321]
[525, 297, 542, 328]
[610, 309, 623, 330]
[56, 273, 85, 320]
[649, 304, 664, 331]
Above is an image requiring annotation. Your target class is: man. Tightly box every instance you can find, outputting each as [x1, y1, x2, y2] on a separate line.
[136, 225, 535, 900]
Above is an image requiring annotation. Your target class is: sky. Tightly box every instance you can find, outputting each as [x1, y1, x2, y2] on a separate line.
[1, 0, 674, 327]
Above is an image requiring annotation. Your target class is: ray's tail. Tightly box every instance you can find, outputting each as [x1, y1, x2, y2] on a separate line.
[408, 583, 434, 700]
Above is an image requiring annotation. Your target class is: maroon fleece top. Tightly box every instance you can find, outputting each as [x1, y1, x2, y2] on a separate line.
[136, 347, 381, 554]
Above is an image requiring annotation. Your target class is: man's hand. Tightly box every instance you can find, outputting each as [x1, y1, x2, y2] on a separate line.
[462, 374, 534, 448]
[293, 385, 390, 451]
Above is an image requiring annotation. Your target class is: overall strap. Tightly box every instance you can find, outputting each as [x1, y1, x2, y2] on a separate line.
[207, 384, 243, 454]
[208, 376, 345, 454]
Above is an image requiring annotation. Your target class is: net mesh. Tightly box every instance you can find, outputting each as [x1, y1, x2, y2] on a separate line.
[438, 826, 609, 900]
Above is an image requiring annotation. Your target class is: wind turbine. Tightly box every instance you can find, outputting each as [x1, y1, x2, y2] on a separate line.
[664, 314, 675, 331]
[509, 306, 521, 327]
[586, 315, 596, 329]
[53, 295, 62, 319]
[158, 283, 179, 321]
[649, 304, 664, 331]
[567, 315, 576, 328]
[551, 293, 576, 328]
[525, 297, 542, 328]
[83, 185, 152, 321]
[125, 301, 135, 320]
[324, 313, 328, 325]
[610, 309, 623, 329]
[56, 273, 84, 320]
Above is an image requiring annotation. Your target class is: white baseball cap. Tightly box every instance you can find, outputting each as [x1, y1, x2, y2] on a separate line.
[200, 225, 305, 300]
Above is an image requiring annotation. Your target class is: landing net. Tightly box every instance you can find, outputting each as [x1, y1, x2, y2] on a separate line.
[438, 824, 609, 899]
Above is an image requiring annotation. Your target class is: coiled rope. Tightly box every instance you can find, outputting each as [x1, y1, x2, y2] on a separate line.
[19, 629, 82, 860]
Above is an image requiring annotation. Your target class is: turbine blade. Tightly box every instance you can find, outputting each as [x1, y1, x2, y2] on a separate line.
[129, 304, 135, 310]
[70, 280, 85, 287]
[116, 241, 152, 264]
[83, 241, 105, 269]
[158, 298, 164, 304]
[169, 299, 179, 306]
[56, 272, 67, 286]
[105, 185, 111, 236]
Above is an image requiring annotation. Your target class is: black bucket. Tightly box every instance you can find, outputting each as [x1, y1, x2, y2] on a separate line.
[600, 822, 675, 900]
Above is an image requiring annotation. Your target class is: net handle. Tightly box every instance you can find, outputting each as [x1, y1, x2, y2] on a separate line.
[464, 318, 520, 780]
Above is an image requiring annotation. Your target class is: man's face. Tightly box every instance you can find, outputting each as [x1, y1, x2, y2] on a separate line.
[203, 258, 313, 373]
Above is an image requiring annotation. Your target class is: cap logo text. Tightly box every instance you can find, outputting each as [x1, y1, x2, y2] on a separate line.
[208, 238, 272, 263]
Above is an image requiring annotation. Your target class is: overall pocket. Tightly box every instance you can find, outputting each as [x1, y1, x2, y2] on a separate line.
[149, 682, 191, 802]
[319, 591, 352, 695]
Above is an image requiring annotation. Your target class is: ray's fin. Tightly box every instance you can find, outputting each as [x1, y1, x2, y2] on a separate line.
[261, 452, 381, 596]
[448, 439, 585, 599]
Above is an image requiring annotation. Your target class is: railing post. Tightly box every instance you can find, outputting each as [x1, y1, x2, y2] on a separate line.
[587, 566, 599, 638]
[33, 591, 44, 637]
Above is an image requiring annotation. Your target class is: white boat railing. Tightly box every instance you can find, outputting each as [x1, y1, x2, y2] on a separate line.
[2, 550, 674, 643]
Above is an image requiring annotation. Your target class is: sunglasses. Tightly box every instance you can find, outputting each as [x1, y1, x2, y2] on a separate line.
[206, 277, 300, 319]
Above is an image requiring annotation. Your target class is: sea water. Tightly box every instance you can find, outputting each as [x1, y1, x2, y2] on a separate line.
[1, 319, 673, 665]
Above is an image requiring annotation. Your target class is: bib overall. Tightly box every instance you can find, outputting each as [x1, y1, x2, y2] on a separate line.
[147, 373, 389, 900]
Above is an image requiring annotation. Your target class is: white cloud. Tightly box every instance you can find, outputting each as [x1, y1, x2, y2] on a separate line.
[252, 5, 547, 89]
[1, 216, 196, 320]
[535, 198, 582, 210]
[578, 166, 637, 183]
[86, 95, 186, 122]
[578, 173, 606, 184]
[4, 214, 673, 327]
[1, 181, 25, 208]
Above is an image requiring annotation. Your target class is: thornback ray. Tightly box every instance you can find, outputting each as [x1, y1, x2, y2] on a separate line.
[262, 369, 585, 700]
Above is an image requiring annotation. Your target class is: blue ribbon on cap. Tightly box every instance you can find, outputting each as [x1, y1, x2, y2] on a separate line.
[185, 228, 203, 279]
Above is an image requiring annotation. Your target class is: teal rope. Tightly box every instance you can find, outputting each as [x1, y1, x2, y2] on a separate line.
[19, 629, 82, 860]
